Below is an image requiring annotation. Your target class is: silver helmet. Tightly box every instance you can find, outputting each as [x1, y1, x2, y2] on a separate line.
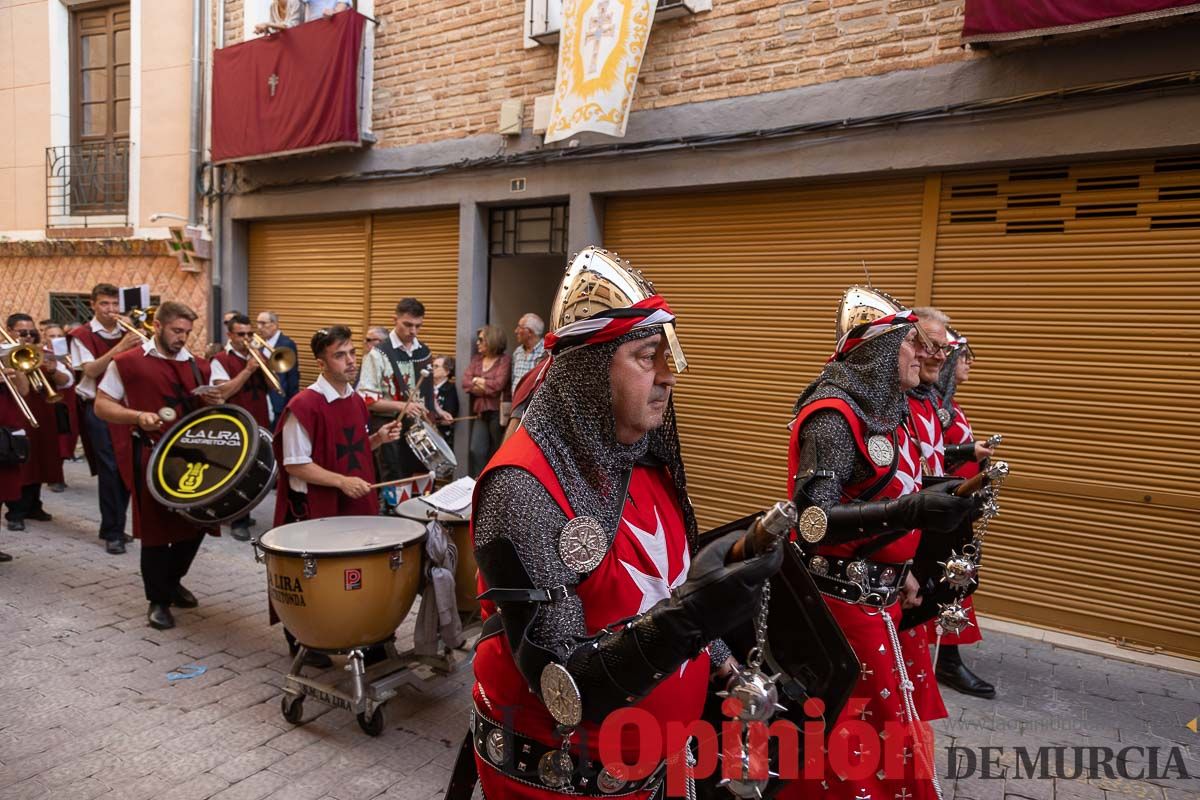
[835, 285, 907, 343]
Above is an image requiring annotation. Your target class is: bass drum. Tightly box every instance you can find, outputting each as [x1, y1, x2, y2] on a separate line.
[395, 496, 477, 613]
[405, 419, 457, 479]
[257, 517, 426, 651]
[145, 404, 276, 525]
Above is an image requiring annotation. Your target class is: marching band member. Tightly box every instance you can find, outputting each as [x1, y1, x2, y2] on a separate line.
[4, 314, 72, 533]
[929, 327, 996, 698]
[95, 301, 220, 630]
[68, 284, 141, 555]
[270, 325, 402, 666]
[461, 249, 778, 800]
[356, 298, 435, 488]
[42, 323, 79, 491]
[0, 365, 31, 562]
[255, 310, 300, 423]
[210, 313, 271, 541]
[782, 289, 979, 800]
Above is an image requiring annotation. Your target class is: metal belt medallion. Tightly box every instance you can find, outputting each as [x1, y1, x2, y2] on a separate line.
[540, 663, 583, 727]
[485, 729, 507, 766]
[558, 516, 608, 573]
[538, 750, 574, 788]
[808, 555, 829, 576]
[597, 767, 628, 794]
[866, 435, 894, 467]
[798, 506, 828, 543]
[937, 407, 952, 428]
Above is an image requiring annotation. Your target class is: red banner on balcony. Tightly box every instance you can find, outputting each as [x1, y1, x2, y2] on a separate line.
[963, 0, 1200, 42]
[212, 10, 365, 163]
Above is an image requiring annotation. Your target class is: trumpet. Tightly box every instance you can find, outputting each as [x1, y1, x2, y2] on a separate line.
[116, 306, 156, 343]
[249, 334, 296, 393]
[0, 331, 60, 403]
[0, 345, 38, 428]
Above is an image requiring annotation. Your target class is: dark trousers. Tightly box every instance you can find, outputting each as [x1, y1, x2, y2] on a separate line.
[4, 483, 41, 521]
[82, 401, 130, 541]
[468, 410, 503, 477]
[140, 535, 204, 605]
[371, 415, 426, 482]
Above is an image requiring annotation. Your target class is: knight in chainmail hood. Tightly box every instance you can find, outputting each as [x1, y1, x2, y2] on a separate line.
[460, 248, 780, 800]
[778, 288, 978, 800]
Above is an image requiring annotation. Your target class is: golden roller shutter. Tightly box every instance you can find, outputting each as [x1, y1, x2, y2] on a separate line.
[932, 155, 1200, 658]
[248, 216, 368, 383]
[368, 208, 460, 358]
[604, 179, 926, 530]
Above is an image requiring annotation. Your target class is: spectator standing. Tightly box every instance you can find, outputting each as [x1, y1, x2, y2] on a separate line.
[256, 310, 301, 425]
[254, 0, 304, 34]
[462, 325, 510, 476]
[304, 0, 349, 22]
[509, 313, 545, 400]
[431, 355, 459, 449]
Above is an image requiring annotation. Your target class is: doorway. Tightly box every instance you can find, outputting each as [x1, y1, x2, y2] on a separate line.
[486, 204, 569, 354]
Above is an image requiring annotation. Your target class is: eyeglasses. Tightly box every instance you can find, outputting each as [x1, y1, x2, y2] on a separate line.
[14, 330, 35, 338]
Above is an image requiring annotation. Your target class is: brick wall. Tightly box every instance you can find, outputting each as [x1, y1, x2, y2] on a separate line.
[219, 0, 978, 147]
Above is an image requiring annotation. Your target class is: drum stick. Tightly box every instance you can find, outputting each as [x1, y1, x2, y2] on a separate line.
[448, 415, 477, 423]
[367, 471, 436, 491]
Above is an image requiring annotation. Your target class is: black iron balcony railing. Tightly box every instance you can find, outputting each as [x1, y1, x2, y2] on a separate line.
[45, 140, 131, 227]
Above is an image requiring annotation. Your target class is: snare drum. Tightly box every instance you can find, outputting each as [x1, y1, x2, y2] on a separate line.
[405, 419, 457, 480]
[146, 404, 276, 525]
[396, 497, 477, 613]
[256, 517, 426, 651]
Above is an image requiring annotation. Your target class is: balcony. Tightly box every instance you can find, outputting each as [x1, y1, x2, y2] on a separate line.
[45, 141, 132, 234]
[527, 0, 711, 45]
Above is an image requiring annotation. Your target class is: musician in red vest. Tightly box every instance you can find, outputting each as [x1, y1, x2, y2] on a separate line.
[271, 324, 401, 666]
[4, 314, 73, 533]
[0, 366, 32, 562]
[68, 283, 142, 555]
[210, 312, 271, 541]
[95, 301, 221, 631]
[459, 248, 779, 800]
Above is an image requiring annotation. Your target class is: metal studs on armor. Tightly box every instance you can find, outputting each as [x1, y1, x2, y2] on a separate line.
[557, 516, 609, 573]
[597, 767, 628, 794]
[808, 555, 829, 576]
[798, 506, 828, 543]
[485, 729, 507, 765]
[866, 435, 895, 467]
[937, 407, 952, 428]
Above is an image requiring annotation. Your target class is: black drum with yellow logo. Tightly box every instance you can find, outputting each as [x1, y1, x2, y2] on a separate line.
[145, 404, 277, 525]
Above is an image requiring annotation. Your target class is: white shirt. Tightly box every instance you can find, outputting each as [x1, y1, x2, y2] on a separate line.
[97, 339, 194, 403]
[207, 344, 250, 385]
[357, 331, 422, 404]
[69, 318, 123, 399]
[282, 374, 357, 493]
[264, 330, 282, 349]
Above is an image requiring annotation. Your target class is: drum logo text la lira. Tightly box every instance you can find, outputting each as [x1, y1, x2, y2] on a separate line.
[270, 573, 306, 607]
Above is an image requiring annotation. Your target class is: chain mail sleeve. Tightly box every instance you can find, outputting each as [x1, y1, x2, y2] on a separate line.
[474, 466, 722, 724]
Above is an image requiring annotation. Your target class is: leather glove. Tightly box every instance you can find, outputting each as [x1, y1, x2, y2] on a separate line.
[886, 480, 975, 534]
[671, 529, 784, 644]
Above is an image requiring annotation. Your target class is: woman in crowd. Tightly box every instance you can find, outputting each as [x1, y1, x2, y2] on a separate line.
[462, 325, 510, 476]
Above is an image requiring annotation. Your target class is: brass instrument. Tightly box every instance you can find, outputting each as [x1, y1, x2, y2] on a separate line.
[250, 334, 296, 393]
[116, 306, 156, 343]
[0, 345, 38, 428]
[0, 330, 60, 403]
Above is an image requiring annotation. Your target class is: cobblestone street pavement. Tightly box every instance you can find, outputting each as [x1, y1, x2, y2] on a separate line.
[1, 462, 1198, 800]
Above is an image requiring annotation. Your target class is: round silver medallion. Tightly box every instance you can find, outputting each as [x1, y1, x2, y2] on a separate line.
[866, 435, 894, 467]
[798, 506, 828, 544]
[937, 407, 952, 428]
[557, 516, 608, 573]
[540, 663, 583, 727]
[485, 729, 507, 765]
[845, 560, 869, 584]
[808, 555, 829, 576]
[538, 750, 574, 788]
[879, 567, 896, 585]
[597, 767, 628, 794]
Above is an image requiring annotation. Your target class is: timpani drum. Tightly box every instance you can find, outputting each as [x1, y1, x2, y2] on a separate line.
[145, 404, 277, 525]
[255, 517, 426, 651]
[395, 496, 478, 613]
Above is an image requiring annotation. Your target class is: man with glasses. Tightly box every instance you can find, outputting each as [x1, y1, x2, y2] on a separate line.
[209, 313, 271, 540]
[256, 310, 300, 425]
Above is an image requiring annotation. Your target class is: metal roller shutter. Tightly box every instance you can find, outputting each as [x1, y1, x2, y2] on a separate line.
[604, 179, 927, 530]
[368, 208, 460, 358]
[932, 155, 1200, 658]
[248, 216, 368, 383]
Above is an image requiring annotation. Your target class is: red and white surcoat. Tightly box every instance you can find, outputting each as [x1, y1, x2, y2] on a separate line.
[471, 428, 709, 800]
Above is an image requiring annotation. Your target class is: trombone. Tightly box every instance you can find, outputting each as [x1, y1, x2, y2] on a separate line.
[249, 334, 296, 394]
[116, 306, 156, 343]
[0, 330, 60, 404]
[0, 345, 38, 428]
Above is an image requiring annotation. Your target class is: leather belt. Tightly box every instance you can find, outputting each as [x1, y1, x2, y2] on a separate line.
[805, 555, 911, 608]
[471, 706, 665, 797]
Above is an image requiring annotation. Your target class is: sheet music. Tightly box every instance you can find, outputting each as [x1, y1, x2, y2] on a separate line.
[422, 476, 476, 515]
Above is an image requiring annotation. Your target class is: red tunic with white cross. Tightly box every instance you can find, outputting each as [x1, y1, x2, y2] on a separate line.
[907, 394, 945, 478]
[471, 428, 710, 800]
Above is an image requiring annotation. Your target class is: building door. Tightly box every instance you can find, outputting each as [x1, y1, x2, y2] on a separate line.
[69, 3, 131, 214]
[487, 204, 569, 356]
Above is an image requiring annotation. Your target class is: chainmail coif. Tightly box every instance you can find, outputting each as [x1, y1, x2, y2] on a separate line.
[792, 326, 912, 435]
[935, 345, 963, 409]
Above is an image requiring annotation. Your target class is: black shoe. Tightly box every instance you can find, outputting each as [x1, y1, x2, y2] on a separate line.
[25, 510, 52, 522]
[7, 519, 24, 532]
[147, 603, 175, 630]
[106, 539, 126, 555]
[0, 551, 12, 562]
[172, 585, 199, 608]
[936, 661, 996, 699]
[48, 482, 66, 493]
[230, 525, 251, 542]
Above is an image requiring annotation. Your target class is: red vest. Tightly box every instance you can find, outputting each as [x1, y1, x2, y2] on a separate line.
[0, 385, 27, 502]
[271, 386, 376, 526]
[18, 382, 64, 485]
[67, 322, 122, 361]
[212, 350, 272, 429]
[471, 428, 710, 764]
[907, 394, 945, 478]
[69, 321, 127, 476]
[111, 348, 215, 544]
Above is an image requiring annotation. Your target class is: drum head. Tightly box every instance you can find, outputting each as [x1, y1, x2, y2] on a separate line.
[146, 404, 261, 511]
[259, 516, 426, 556]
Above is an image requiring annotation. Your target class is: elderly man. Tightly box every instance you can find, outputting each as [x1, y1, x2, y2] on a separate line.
[510, 313, 546, 394]
[460, 248, 780, 800]
[256, 310, 300, 423]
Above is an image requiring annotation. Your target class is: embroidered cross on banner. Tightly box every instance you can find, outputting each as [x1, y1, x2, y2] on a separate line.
[267, 73, 279, 97]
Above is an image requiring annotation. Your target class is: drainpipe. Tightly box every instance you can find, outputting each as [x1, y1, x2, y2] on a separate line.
[189, 0, 203, 225]
[211, 0, 226, 335]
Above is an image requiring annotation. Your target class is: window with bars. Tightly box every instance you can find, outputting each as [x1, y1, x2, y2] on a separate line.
[489, 205, 569, 256]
